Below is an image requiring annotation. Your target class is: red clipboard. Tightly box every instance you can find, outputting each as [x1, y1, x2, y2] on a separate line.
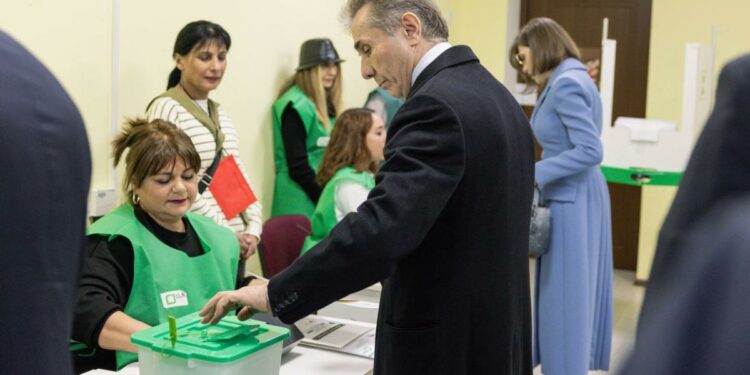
[208, 155, 257, 220]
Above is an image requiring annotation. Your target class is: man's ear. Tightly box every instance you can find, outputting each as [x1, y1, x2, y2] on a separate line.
[400, 12, 422, 45]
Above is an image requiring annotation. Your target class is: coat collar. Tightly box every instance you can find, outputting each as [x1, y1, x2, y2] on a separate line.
[533, 58, 586, 116]
[407, 45, 479, 99]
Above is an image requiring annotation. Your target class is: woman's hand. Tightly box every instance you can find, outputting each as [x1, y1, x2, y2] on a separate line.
[98, 311, 150, 352]
[236, 232, 259, 260]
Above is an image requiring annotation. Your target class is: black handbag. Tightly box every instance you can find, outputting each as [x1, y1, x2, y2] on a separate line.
[529, 185, 551, 257]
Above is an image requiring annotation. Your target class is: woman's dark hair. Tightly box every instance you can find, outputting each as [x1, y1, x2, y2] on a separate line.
[316, 108, 378, 186]
[112, 118, 201, 204]
[167, 20, 231, 89]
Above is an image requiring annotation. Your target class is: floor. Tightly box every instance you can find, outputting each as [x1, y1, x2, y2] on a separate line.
[530, 260, 646, 375]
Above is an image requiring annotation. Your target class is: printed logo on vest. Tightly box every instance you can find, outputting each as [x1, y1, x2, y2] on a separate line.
[160, 290, 189, 309]
[316, 136, 330, 147]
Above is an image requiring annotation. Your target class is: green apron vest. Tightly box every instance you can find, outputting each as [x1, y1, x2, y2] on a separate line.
[366, 87, 404, 128]
[88, 204, 239, 369]
[301, 166, 375, 254]
[271, 85, 334, 218]
[148, 87, 224, 150]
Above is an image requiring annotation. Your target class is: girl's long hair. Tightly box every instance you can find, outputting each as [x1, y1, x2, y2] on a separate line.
[316, 108, 378, 186]
[277, 64, 343, 130]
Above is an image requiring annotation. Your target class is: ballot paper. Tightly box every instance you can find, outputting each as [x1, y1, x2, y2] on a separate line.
[295, 316, 376, 359]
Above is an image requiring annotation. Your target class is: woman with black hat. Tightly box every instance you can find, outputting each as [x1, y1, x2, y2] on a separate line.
[271, 38, 344, 218]
[146, 20, 262, 262]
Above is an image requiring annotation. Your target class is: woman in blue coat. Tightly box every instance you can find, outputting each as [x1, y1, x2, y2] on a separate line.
[511, 18, 613, 375]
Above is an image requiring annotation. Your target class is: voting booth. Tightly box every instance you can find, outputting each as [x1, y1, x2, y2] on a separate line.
[598, 24, 716, 280]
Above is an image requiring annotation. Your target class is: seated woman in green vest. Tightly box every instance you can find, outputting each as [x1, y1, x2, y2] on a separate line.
[71, 118, 259, 372]
[272, 38, 344, 218]
[301, 108, 386, 254]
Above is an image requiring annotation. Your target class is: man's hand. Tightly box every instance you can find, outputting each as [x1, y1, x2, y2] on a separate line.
[199, 284, 271, 325]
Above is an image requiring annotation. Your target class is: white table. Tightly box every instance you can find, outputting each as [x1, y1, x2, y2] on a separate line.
[280, 345, 372, 374]
[83, 346, 372, 375]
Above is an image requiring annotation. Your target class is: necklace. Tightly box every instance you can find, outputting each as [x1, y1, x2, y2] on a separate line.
[179, 82, 211, 116]
[179, 82, 197, 100]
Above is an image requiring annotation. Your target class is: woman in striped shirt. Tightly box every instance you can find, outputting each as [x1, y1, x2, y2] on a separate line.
[147, 20, 262, 261]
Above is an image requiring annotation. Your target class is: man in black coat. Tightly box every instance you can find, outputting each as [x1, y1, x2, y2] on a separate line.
[201, 1, 535, 374]
[0, 31, 91, 374]
[625, 54, 750, 374]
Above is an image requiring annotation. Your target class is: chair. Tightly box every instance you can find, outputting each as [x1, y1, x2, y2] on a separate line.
[258, 215, 311, 278]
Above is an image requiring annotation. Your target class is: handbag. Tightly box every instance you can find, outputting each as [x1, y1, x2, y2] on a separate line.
[529, 185, 551, 257]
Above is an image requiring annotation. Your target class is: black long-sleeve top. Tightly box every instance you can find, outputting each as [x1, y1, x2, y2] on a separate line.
[280, 101, 336, 203]
[71, 207, 249, 372]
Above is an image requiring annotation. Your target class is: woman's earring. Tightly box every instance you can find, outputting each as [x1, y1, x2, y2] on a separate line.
[132, 194, 140, 205]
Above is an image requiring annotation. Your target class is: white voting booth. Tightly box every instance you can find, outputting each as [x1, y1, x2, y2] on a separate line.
[600, 33, 716, 176]
[597, 21, 717, 281]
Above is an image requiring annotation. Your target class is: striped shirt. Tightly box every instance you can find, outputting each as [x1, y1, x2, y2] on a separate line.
[147, 97, 262, 238]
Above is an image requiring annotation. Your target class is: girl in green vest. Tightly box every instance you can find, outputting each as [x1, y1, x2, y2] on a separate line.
[301, 108, 386, 254]
[71, 119, 262, 372]
[272, 38, 344, 218]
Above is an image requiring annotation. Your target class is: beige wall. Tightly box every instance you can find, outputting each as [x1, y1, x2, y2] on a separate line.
[1, 0, 115, 190]
[2, 0, 375, 207]
[2, 0, 375, 274]
[645, 0, 750, 123]
[5, 1, 749, 279]
[437, 0, 509, 81]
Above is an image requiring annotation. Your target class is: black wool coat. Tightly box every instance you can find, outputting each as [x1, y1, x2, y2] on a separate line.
[269, 46, 535, 375]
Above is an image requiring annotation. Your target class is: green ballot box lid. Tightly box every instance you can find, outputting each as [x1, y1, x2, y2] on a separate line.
[131, 312, 290, 363]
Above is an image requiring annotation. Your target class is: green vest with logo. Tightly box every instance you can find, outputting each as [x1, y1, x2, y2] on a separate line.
[87, 204, 238, 369]
[301, 166, 375, 254]
[271, 85, 334, 218]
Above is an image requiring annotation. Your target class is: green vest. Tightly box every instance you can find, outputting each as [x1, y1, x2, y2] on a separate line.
[301, 167, 375, 254]
[366, 87, 404, 129]
[271, 85, 334, 218]
[88, 204, 239, 369]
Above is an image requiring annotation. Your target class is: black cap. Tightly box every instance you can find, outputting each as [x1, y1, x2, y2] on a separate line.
[297, 38, 344, 71]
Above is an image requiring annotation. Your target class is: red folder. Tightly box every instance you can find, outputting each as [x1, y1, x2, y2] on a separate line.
[208, 155, 257, 220]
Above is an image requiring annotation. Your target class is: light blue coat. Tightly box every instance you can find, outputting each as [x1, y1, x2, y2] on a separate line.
[530, 58, 613, 375]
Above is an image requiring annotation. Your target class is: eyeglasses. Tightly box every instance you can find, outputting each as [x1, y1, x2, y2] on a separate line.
[514, 53, 525, 66]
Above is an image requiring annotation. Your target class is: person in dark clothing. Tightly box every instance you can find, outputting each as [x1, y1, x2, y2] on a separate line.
[201, 1, 535, 374]
[71, 118, 256, 372]
[0, 31, 91, 375]
[624, 53, 750, 375]
[271, 38, 344, 218]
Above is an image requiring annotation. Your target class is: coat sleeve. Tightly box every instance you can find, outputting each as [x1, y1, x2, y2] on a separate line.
[268, 94, 466, 322]
[535, 76, 603, 185]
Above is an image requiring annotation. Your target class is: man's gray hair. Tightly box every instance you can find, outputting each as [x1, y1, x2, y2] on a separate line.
[343, 0, 449, 41]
